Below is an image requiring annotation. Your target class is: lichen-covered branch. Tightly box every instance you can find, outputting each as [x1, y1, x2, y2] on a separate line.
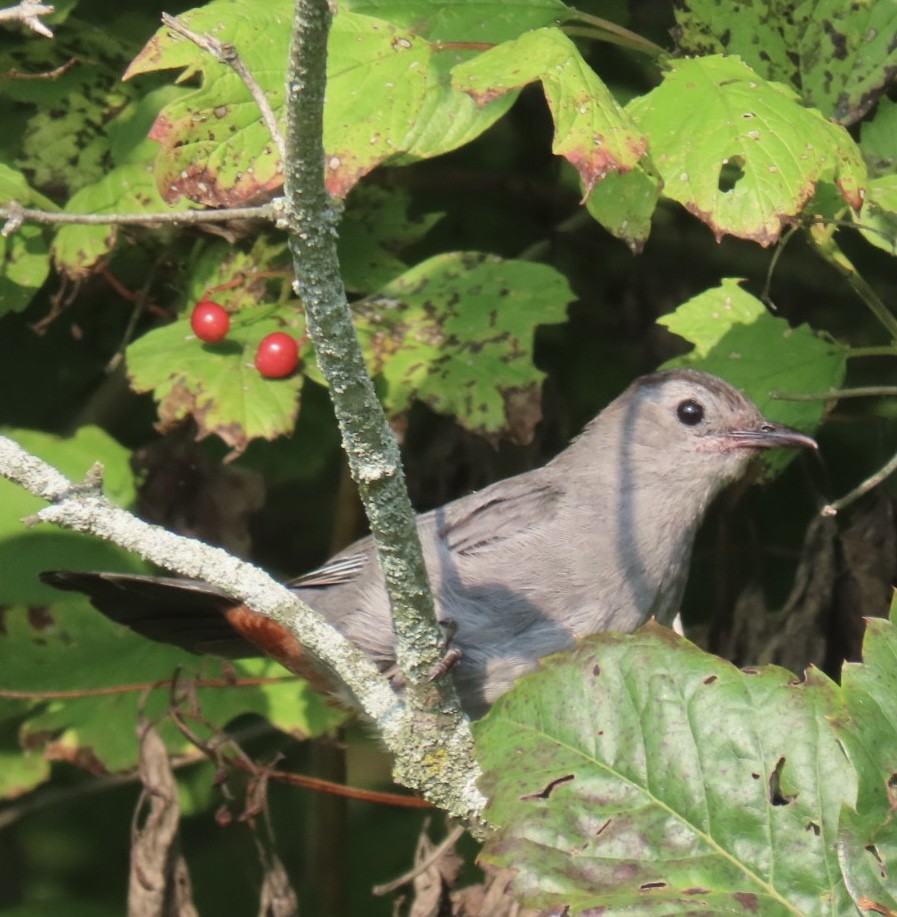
[282, 0, 484, 823]
[0, 435, 399, 726]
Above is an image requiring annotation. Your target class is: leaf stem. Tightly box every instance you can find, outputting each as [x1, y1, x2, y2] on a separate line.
[808, 227, 897, 343]
[822, 449, 897, 517]
[564, 9, 666, 57]
[160, 12, 286, 162]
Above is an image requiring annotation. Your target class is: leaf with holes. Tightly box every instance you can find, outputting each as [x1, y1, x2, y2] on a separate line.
[354, 253, 572, 443]
[476, 624, 860, 915]
[628, 55, 866, 245]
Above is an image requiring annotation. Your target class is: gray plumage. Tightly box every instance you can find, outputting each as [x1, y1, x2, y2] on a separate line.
[43, 369, 816, 717]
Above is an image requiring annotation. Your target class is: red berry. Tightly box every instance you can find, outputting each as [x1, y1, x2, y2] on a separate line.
[255, 332, 299, 378]
[191, 300, 230, 343]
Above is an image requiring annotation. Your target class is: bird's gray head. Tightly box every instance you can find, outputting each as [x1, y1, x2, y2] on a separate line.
[563, 369, 816, 508]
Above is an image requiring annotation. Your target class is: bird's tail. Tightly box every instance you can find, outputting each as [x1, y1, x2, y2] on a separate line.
[39, 571, 331, 689]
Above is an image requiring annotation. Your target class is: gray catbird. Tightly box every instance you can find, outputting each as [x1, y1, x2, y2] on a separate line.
[42, 369, 816, 716]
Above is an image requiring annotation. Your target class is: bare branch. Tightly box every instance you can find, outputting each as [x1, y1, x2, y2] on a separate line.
[821, 449, 897, 517]
[0, 0, 55, 39]
[160, 12, 286, 162]
[283, 0, 485, 826]
[0, 201, 281, 232]
[770, 386, 897, 401]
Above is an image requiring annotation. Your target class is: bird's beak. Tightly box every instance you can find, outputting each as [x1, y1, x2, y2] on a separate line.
[724, 422, 818, 452]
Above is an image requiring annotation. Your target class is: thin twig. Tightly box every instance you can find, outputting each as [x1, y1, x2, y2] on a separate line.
[161, 12, 286, 162]
[372, 823, 466, 895]
[0, 0, 54, 38]
[564, 9, 665, 57]
[760, 221, 800, 311]
[770, 386, 897, 401]
[808, 227, 897, 342]
[822, 449, 897, 517]
[167, 689, 429, 809]
[0, 202, 279, 233]
[847, 346, 897, 358]
[0, 674, 297, 699]
[0, 57, 77, 80]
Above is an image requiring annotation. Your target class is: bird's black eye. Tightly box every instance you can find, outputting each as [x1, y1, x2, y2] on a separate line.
[677, 399, 704, 426]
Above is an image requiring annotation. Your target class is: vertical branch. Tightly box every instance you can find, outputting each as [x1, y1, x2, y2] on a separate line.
[282, 0, 485, 823]
[283, 0, 443, 705]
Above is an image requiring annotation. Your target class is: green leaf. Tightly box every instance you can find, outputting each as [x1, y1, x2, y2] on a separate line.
[585, 163, 660, 251]
[323, 11, 434, 196]
[326, 10, 526, 192]
[453, 28, 646, 197]
[834, 604, 897, 913]
[338, 186, 442, 293]
[126, 306, 305, 454]
[0, 164, 55, 315]
[476, 625, 857, 914]
[124, 0, 290, 207]
[629, 55, 866, 245]
[674, 0, 897, 125]
[340, 1, 572, 169]
[342, 0, 571, 42]
[855, 175, 897, 256]
[0, 19, 137, 193]
[860, 97, 897, 177]
[0, 600, 343, 790]
[658, 280, 847, 474]
[356, 253, 572, 442]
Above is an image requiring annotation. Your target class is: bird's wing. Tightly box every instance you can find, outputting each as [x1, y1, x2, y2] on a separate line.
[288, 471, 561, 586]
[286, 547, 372, 588]
[437, 473, 561, 557]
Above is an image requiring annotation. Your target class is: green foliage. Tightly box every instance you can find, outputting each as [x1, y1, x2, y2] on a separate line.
[674, 0, 897, 125]
[475, 612, 897, 915]
[338, 185, 442, 292]
[628, 55, 865, 246]
[452, 28, 646, 196]
[660, 279, 848, 472]
[0, 599, 343, 796]
[0, 0, 896, 912]
[0, 165, 54, 313]
[356, 252, 572, 441]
